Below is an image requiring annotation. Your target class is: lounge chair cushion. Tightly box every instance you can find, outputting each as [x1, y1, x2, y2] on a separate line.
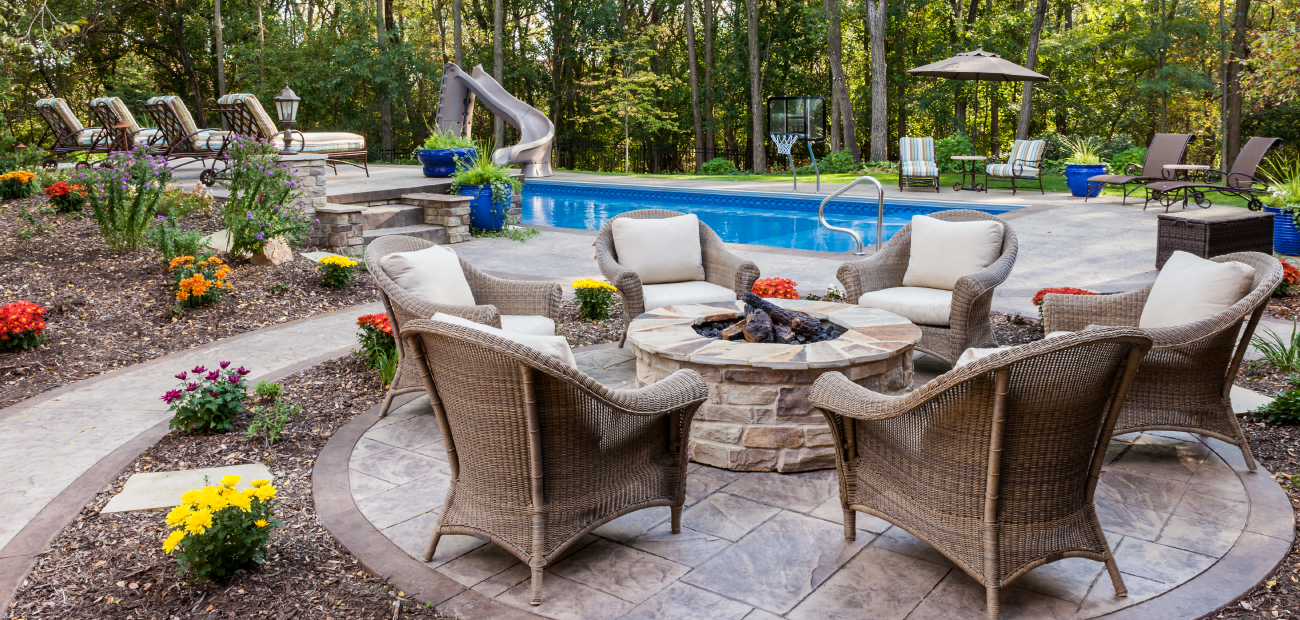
[500, 315, 557, 337]
[135, 128, 166, 147]
[380, 244, 476, 307]
[217, 94, 281, 138]
[1087, 173, 1141, 184]
[36, 98, 83, 134]
[900, 161, 938, 177]
[433, 312, 576, 368]
[899, 138, 937, 177]
[611, 214, 705, 285]
[90, 97, 142, 132]
[858, 287, 953, 326]
[902, 215, 1005, 291]
[1139, 251, 1255, 329]
[145, 96, 206, 150]
[74, 128, 107, 147]
[192, 131, 234, 152]
[987, 139, 1046, 178]
[642, 281, 737, 311]
[272, 132, 366, 154]
[986, 163, 1040, 178]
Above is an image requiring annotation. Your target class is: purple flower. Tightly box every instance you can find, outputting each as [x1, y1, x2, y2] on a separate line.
[219, 361, 231, 368]
[206, 370, 220, 381]
[192, 365, 206, 374]
[228, 375, 242, 384]
[160, 389, 182, 404]
[257, 232, 265, 240]
[236, 367, 251, 375]
[185, 382, 199, 392]
[246, 211, 254, 219]
[157, 215, 166, 220]
[209, 391, 219, 398]
[175, 372, 188, 380]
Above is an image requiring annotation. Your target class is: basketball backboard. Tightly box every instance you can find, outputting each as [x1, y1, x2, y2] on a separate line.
[766, 96, 826, 142]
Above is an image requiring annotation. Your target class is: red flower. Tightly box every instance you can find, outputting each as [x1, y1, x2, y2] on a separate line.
[1031, 287, 1099, 307]
[751, 278, 800, 300]
[357, 313, 393, 336]
[43, 181, 71, 198]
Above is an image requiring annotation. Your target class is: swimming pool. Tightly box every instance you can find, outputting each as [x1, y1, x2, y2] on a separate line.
[520, 181, 1020, 253]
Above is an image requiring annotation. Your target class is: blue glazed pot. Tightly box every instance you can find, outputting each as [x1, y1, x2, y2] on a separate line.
[416, 148, 476, 177]
[1265, 206, 1300, 255]
[460, 184, 511, 231]
[1064, 163, 1106, 197]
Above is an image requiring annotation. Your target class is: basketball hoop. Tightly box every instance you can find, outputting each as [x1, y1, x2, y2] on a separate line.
[771, 132, 802, 156]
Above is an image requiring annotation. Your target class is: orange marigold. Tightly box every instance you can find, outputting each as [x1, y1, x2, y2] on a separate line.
[751, 277, 800, 300]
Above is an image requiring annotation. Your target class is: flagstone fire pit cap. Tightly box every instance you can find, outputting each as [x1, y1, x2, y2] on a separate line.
[626, 299, 922, 370]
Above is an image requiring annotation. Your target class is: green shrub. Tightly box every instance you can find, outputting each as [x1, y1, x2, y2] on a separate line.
[935, 135, 975, 173]
[221, 136, 310, 257]
[156, 186, 215, 218]
[246, 400, 300, 446]
[0, 130, 47, 174]
[1252, 389, 1300, 424]
[572, 278, 617, 321]
[316, 255, 358, 288]
[254, 380, 283, 401]
[147, 215, 209, 263]
[701, 157, 739, 175]
[421, 127, 476, 150]
[162, 362, 250, 434]
[797, 150, 859, 175]
[163, 475, 281, 582]
[72, 145, 173, 252]
[1107, 147, 1148, 175]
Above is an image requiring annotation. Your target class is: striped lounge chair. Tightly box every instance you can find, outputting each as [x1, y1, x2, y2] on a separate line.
[985, 139, 1046, 195]
[899, 137, 940, 192]
[87, 97, 167, 152]
[137, 95, 232, 185]
[32, 98, 111, 166]
[210, 93, 368, 176]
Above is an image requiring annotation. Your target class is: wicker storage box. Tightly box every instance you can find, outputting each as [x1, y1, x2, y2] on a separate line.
[1156, 207, 1273, 268]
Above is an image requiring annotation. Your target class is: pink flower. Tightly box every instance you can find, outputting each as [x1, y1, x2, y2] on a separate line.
[219, 361, 231, 369]
[185, 383, 199, 392]
[160, 389, 183, 404]
[236, 367, 251, 375]
[228, 375, 242, 384]
[192, 365, 206, 374]
[205, 370, 221, 381]
[175, 372, 187, 380]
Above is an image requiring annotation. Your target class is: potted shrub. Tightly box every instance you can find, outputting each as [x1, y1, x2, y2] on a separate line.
[415, 128, 477, 178]
[450, 143, 522, 232]
[1061, 137, 1106, 198]
[1262, 156, 1300, 256]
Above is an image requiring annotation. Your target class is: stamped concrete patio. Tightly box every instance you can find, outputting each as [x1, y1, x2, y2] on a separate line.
[337, 348, 1292, 620]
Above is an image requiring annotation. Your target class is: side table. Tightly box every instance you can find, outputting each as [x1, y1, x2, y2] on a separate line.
[951, 155, 986, 192]
[1162, 164, 1211, 182]
[1156, 207, 1274, 268]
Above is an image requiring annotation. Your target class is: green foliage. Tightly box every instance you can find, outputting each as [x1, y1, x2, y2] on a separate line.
[163, 477, 281, 583]
[246, 400, 300, 446]
[147, 215, 210, 264]
[0, 131, 46, 174]
[1262, 156, 1300, 227]
[1108, 147, 1148, 175]
[72, 146, 172, 252]
[470, 225, 540, 242]
[450, 142, 522, 215]
[798, 150, 859, 175]
[421, 128, 475, 150]
[701, 157, 740, 175]
[1061, 136, 1103, 165]
[254, 380, 283, 401]
[221, 136, 310, 257]
[1252, 320, 1300, 372]
[316, 255, 358, 288]
[156, 186, 216, 218]
[163, 363, 250, 434]
[1252, 389, 1300, 424]
[572, 279, 617, 321]
[935, 135, 975, 173]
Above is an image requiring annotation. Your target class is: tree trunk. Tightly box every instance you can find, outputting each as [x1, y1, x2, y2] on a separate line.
[830, 92, 841, 151]
[747, 0, 765, 172]
[1015, 0, 1046, 139]
[256, 0, 266, 79]
[826, 0, 859, 160]
[454, 0, 463, 64]
[703, 0, 715, 159]
[864, 0, 887, 161]
[686, 0, 704, 171]
[1226, 0, 1250, 167]
[493, 0, 505, 147]
[435, 0, 449, 64]
[171, 4, 207, 127]
[214, 0, 227, 129]
[378, 0, 392, 156]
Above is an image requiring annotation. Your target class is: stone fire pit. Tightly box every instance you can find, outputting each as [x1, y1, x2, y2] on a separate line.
[627, 299, 922, 473]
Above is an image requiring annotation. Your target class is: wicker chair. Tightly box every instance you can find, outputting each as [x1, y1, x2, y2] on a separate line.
[364, 236, 562, 417]
[836, 210, 1018, 365]
[810, 328, 1152, 620]
[1042, 252, 1283, 471]
[402, 318, 707, 606]
[595, 209, 760, 345]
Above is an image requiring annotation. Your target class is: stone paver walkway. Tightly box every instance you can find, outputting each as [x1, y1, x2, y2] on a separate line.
[348, 348, 1286, 619]
[0, 302, 380, 553]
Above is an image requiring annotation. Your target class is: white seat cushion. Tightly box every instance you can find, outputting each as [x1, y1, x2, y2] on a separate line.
[433, 313, 576, 368]
[501, 315, 556, 337]
[611, 214, 706, 285]
[379, 245, 476, 307]
[1138, 251, 1256, 328]
[858, 287, 953, 326]
[902, 215, 1005, 291]
[642, 281, 737, 311]
[954, 332, 1073, 367]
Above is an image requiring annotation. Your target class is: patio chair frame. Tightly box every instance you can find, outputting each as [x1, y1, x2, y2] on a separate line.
[87, 97, 162, 153]
[1084, 133, 1197, 204]
[983, 140, 1046, 195]
[32, 99, 111, 167]
[136, 97, 231, 185]
[1141, 137, 1283, 213]
[209, 96, 370, 176]
[898, 136, 941, 192]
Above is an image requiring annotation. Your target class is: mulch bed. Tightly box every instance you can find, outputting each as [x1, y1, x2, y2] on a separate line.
[6, 355, 445, 620]
[554, 299, 624, 348]
[0, 195, 378, 409]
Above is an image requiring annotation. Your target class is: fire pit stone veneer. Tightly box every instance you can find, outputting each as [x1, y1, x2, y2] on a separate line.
[628, 299, 922, 472]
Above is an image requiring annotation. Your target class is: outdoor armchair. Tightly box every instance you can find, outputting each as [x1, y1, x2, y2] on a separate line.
[210, 93, 369, 176]
[836, 209, 1018, 365]
[1041, 251, 1283, 471]
[1141, 137, 1282, 212]
[1085, 133, 1196, 204]
[898, 136, 940, 192]
[33, 98, 110, 166]
[984, 139, 1046, 195]
[810, 328, 1152, 620]
[402, 317, 707, 606]
[365, 235, 562, 416]
[595, 209, 760, 345]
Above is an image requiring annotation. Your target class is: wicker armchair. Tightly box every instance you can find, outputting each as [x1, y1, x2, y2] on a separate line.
[836, 210, 1017, 365]
[402, 318, 707, 606]
[1042, 252, 1283, 471]
[596, 209, 760, 345]
[364, 236, 562, 416]
[810, 328, 1152, 620]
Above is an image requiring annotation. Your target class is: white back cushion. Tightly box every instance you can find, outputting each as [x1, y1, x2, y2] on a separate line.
[433, 312, 577, 368]
[380, 245, 476, 307]
[1138, 251, 1255, 328]
[611, 214, 706, 285]
[902, 215, 1005, 291]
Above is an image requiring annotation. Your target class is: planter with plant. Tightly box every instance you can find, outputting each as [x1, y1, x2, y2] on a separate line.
[1061, 137, 1105, 197]
[1262, 156, 1300, 255]
[416, 128, 477, 177]
[449, 143, 523, 232]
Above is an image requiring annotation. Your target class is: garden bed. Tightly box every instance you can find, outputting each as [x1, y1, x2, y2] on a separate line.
[0, 195, 379, 409]
[554, 299, 624, 348]
[6, 355, 445, 620]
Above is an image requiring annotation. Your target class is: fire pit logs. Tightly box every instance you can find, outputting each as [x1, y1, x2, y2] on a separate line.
[694, 293, 845, 344]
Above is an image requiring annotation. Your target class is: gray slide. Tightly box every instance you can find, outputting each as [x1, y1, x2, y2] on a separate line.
[435, 62, 554, 178]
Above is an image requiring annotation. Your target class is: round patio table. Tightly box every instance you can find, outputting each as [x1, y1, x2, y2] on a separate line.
[951, 155, 987, 192]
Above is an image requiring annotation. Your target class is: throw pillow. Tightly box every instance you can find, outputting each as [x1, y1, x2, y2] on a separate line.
[611, 214, 705, 285]
[380, 245, 475, 307]
[1138, 251, 1255, 328]
[902, 215, 1005, 291]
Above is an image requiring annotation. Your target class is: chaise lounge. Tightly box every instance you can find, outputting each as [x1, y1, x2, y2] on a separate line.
[87, 96, 166, 152]
[1140, 137, 1282, 212]
[137, 95, 233, 183]
[211, 93, 369, 176]
[1085, 133, 1197, 204]
[32, 98, 111, 166]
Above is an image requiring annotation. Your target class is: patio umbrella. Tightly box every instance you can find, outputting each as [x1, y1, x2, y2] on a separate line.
[908, 47, 1048, 155]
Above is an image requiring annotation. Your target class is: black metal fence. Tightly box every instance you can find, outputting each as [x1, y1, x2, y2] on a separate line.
[551, 141, 751, 174]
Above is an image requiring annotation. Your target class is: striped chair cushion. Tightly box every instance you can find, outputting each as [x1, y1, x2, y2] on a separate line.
[192, 131, 234, 152]
[75, 128, 107, 147]
[986, 163, 1040, 178]
[134, 127, 167, 147]
[1006, 139, 1046, 167]
[273, 132, 366, 153]
[145, 96, 202, 149]
[90, 97, 142, 133]
[899, 137, 935, 163]
[36, 98, 84, 134]
[218, 94, 280, 138]
[901, 161, 938, 177]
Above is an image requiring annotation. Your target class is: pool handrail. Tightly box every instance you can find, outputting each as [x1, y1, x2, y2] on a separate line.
[818, 176, 883, 256]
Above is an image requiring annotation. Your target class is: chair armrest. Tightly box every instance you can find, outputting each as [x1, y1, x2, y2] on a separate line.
[593, 369, 709, 417]
[1124, 162, 1142, 176]
[389, 290, 503, 329]
[1227, 171, 1266, 191]
[701, 233, 760, 295]
[595, 234, 645, 319]
[836, 249, 907, 301]
[1042, 286, 1149, 333]
[462, 261, 562, 320]
[949, 242, 1018, 335]
[809, 372, 908, 422]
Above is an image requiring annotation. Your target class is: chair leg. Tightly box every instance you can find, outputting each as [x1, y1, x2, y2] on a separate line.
[530, 566, 544, 606]
[1104, 557, 1128, 597]
[377, 388, 398, 418]
[985, 584, 1000, 620]
[1241, 441, 1259, 472]
[671, 506, 682, 533]
[843, 509, 856, 541]
[421, 530, 442, 562]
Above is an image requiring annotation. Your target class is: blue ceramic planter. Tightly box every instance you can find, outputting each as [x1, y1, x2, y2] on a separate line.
[416, 148, 476, 177]
[460, 184, 511, 231]
[1064, 163, 1106, 198]
[1265, 206, 1300, 255]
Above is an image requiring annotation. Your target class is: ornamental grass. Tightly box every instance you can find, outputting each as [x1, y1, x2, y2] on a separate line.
[572, 278, 617, 320]
[0, 301, 46, 353]
[162, 475, 281, 582]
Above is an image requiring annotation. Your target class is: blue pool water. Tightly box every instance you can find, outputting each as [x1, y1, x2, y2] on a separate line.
[520, 182, 1020, 253]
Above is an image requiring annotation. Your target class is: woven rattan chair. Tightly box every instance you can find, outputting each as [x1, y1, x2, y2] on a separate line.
[595, 209, 760, 345]
[836, 210, 1017, 365]
[810, 328, 1152, 620]
[1042, 252, 1283, 471]
[365, 235, 562, 417]
[402, 318, 707, 606]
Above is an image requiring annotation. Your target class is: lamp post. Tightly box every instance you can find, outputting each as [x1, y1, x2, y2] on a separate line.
[272, 83, 301, 155]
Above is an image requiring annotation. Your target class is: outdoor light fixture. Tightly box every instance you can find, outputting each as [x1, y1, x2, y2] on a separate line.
[272, 83, 301, 155]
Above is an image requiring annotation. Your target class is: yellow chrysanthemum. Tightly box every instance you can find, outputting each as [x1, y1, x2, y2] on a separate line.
[571, 278, 616, 292]
[243, 488, 258, 497]
[165, 504, 192, 527]
[255, 519, 268, 528]
[180, 489, 203, 506]
[317, 255, 358, 268]
[220, 474, 241, 487]
[228, 491, 252, 512]
[254, 485, 277, 501]
[184, 509, 213, 535]
[163, 529, 186, 554]
[250, 479, 270, 488]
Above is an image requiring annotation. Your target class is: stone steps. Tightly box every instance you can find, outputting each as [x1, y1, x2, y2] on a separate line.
[361, 204, 426, 230]
[361, 223, 447, 245]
